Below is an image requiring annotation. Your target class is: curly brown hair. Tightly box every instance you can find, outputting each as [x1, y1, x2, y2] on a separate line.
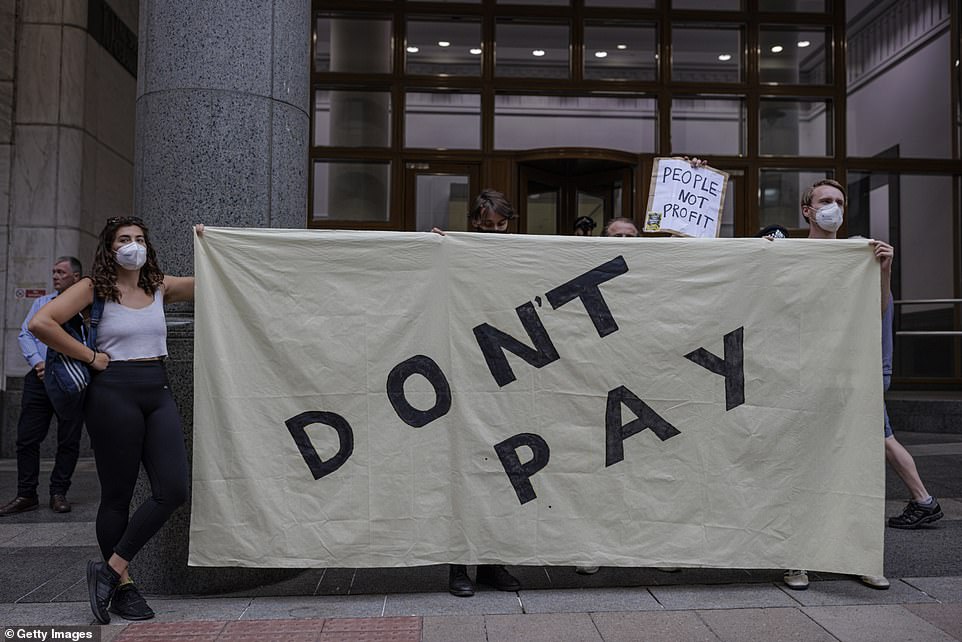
[92, 216, 165, 302]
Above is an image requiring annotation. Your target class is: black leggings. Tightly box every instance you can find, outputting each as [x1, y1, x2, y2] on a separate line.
[84, 361, 188, 562]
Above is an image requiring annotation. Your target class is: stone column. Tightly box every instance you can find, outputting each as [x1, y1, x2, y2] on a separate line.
[133, 0, 309, 593]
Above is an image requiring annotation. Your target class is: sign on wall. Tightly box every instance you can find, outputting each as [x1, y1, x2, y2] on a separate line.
[190, 229, 884, 577]
[644, 158, 730, 237]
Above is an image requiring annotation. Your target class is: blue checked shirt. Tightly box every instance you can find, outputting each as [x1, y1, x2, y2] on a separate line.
[17, 293, 57, 368]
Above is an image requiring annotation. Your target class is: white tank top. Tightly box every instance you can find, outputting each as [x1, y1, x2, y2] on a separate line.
[96, 289, 168, 360]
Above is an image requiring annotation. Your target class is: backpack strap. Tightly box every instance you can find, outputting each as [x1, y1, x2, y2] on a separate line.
[88, 297, 105, 349]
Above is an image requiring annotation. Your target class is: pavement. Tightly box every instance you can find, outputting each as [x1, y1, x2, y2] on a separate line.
[0, 431, 960, 641]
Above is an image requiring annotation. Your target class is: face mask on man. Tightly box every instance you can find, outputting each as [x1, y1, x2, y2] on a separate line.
[813, 202, 843, 233]
[115, 241, 147, 270]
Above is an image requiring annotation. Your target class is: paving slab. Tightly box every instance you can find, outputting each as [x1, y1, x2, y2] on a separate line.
[802, 604, 957, 642]
[0, 521, 96, 547]
[590, 611, 719, 642]
[0, 523, 30, 544]
[135, 597, 253, 622]
[0, 545, 100, 603]
[697, 607, 835, 642]
[778, 578, 937, 607]
[649, 583, 798, 610]
[202, 569, 323, 598]
[882, 520, 962, 579]
[903, 576, 962, 602]
[484, 612, 603, 642]
[383, 590, 521, 616]
[242, 594, 385, 619]
[903, 603, 962, 640]
[0, 601, 98, 626]
[118, 620, 227, 638]
[518, 587, 662, 614]
[311, 567, 357, 596]
[421, 615, 486, 642]
[348, 565, 448, 594]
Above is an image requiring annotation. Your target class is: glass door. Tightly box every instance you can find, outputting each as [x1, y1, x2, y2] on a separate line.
[404, 163, 479, 232]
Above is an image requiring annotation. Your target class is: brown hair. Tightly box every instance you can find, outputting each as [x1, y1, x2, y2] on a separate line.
[468, 189, 516, 226]
[92, 216, 165, 302]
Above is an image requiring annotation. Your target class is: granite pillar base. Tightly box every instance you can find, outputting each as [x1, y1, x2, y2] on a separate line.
[130, 315, 303, 595]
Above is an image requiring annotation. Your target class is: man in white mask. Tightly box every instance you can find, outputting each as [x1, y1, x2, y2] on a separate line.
[783, 179, 943, 592]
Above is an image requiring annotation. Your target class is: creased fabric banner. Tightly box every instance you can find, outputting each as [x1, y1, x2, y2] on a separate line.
[190, 229, 884, 576]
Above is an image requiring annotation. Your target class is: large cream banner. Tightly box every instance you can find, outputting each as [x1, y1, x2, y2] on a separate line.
[189, 228, 885, 576]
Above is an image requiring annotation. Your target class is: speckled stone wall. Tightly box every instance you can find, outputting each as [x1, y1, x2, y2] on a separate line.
[131, 0, 309, 593]
[134, 0, 309, 276]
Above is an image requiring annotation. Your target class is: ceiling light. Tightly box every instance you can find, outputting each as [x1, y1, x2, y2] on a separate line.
[406, 46, 419, 53]
[594, 51, 608, 58]
[438, 41, 450, 47]
[532, 49, 546, 57]
[469, 47, 482, 55]
[616, 44, 627, 50]
[771, 45, 784, 53]
[797, 40, 811, 48]
[718, 54, 732, 61]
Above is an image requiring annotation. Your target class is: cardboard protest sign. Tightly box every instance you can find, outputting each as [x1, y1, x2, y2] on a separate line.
[644, 158, 730, 237]
[190, 229, 884, 577]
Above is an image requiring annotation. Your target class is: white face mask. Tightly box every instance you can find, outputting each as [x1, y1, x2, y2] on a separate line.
[813, 202, 843, 233]
[115, 241, 147, 271]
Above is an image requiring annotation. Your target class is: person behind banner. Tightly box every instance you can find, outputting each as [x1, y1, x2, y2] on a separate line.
[573, 216, 597, 236]
[601, 217, 639, 238]
[0, 257, 84, 517]
[433, 189, 523, 597]
[782, 179, 942, 592]
[28, 217, 201, 623]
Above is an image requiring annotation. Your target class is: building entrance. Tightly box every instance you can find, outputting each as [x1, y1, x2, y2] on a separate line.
[519, 157, 634, 236]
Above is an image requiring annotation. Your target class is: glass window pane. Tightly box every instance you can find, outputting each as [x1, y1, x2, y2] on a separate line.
[495, 95, 657, 152]
[671, 97, 745, 156]
[526, 182, 559, 235]
[415, 174, 471, 232]
[673, 0, 743, 9]
[406, 17, 482, 76]
[584, 22, 657, 81]
[846, 173, 957, 378]
[314, 90, 391, 147]
[758, 169, 831, 229]
[759, 0, 827, 11]
[847, 26, 951, 158]
[405, 92, 481, 149]
[672, 26, 743, 83]
[759, 98, 832, 156]
[496, 20, 570, 79]
[315, 15, 392, 74]
[312, 160, 391, 222]
[586, 0, 655, 7]
[716, 171, 740, 238]
[760, 26, 830, 84]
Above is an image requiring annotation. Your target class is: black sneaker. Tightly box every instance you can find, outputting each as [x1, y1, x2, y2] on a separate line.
[888, 499, 944, 529]
[86, 560, 120, 624]
[475, 564, 521, 591]
[109, 582, 155, 620]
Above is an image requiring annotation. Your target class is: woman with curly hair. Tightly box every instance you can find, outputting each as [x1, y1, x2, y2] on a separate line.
[29, 216, 199, 623]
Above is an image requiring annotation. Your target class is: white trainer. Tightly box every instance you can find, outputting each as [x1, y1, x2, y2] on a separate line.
[859, 574, 890, 589]
[783, 569, 809, 590]
[575, 566, 599, 575]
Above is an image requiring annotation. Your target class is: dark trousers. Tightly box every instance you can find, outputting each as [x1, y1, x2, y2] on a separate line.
[85, 361, 188, 562]
[15, 369, 84, 498]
